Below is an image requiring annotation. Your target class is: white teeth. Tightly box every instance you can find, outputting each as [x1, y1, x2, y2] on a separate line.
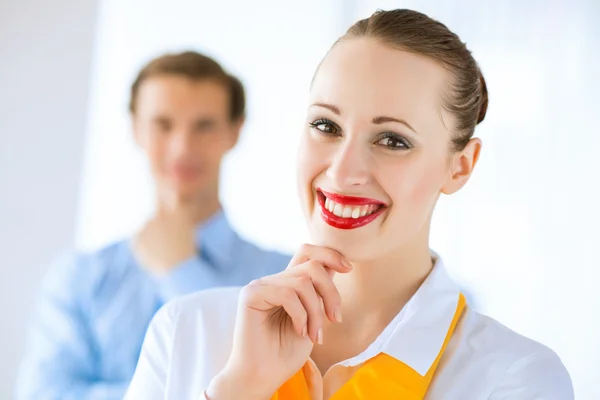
[324, 196, 381, 219]
[333, 203, 344, 217]
[342, 206, 352, 218]
[325, 198, 335, 212]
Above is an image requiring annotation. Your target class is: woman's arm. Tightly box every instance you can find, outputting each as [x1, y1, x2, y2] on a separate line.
[124, 305, 174, 400]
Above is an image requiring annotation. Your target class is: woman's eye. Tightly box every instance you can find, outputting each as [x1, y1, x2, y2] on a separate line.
[377, 135, 411, 150]
[309, 119, 339, 135]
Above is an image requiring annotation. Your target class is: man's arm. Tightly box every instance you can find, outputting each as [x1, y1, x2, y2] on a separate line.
[15, 253, 128, 400]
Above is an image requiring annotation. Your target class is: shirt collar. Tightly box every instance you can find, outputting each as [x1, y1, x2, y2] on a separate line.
[194, 209, 237, 269]
[336, 255, 462, 376]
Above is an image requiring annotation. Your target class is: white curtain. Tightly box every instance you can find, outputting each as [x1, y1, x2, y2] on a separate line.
[78, 0, 599, 397]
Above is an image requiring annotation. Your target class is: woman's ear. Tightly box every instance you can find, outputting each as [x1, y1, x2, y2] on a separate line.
[441, 138, 482, 195]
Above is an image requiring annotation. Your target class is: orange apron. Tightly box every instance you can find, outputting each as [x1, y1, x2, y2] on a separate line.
[272, 294, 466, 400]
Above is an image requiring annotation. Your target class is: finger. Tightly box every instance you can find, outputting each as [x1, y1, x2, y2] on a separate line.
[263, 275, 326, 344]
[300, 260, 342, 322]
[288, 244, 353, 275]
[291, 260, 342, 324]
[242, 280, 308, 338]
[262, 257, 344, 326]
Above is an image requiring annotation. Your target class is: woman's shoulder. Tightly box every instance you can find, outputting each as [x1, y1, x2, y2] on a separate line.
[443, 306, 574, 399]
[163, 286, 242, 320]
[161, 286, 242, 328]
[128, 287, 243, 398]
[460, 307, 556, 357]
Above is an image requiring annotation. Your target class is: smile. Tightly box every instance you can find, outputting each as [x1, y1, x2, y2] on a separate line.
[317, 188, 388, 230]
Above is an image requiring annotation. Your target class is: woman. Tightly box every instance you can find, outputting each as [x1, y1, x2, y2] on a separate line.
[125, 9, 573, 400]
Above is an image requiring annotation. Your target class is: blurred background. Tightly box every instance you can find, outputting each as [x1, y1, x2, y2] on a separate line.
[1, 0, 599, 398]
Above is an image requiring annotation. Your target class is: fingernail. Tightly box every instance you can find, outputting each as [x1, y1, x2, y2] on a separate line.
[334, 307, 343, 323]
[317, 328, 323, 345]
[341, 259, 353, 270]
[301, 325, 308, 338]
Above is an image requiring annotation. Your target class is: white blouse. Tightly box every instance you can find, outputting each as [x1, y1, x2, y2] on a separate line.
[125, 258, 573, 400]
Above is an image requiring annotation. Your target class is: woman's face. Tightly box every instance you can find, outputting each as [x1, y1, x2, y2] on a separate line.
[297, 37, 479, 262]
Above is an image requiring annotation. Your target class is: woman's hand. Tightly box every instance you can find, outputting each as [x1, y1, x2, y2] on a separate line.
[206, 244, 352, 400]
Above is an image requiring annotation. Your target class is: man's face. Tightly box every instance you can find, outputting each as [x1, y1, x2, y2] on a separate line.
[133, 75, 241, 203]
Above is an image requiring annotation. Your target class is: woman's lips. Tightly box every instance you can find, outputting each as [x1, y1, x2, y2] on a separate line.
[317, 189, 387, 230]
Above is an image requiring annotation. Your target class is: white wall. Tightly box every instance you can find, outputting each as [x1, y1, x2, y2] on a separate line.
[4, 0, 597, 398]
[0, 0, 98, 396]
[350, 1, 599, 398]
[76, 0, 350, 251]
[80, 1, 599, 398]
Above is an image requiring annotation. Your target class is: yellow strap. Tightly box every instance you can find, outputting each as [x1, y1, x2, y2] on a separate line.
[271, 367, 311, 400]
[273, 293, 466, 400]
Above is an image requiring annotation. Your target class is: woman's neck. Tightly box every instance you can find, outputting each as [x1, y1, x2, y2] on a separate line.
[334, 244, 434, 325]
[311, 241, 434, 375]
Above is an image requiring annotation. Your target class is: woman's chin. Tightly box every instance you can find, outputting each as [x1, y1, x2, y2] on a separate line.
[309, 223, 374, 262]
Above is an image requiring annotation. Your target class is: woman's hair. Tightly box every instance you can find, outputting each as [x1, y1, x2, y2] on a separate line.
[129, 51, 245, 122]
[338, 9, 488, 151]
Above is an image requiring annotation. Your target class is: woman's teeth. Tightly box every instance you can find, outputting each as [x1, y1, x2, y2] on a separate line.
[324, 198, 378, 219]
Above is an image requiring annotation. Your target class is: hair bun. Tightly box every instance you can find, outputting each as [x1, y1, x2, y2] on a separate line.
[477, 72, 489, 124]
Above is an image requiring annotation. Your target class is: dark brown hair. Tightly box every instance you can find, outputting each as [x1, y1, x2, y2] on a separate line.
[339, 9, 488, 151]
[129, 51, 245, 122]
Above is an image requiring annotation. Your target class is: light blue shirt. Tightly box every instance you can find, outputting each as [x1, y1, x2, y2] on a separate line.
[16, 211, 291, 399]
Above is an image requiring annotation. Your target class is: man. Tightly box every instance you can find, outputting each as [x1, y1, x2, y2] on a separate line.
[16, 51, 291, 399]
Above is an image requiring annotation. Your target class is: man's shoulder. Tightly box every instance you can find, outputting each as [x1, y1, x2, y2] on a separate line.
[43, 239, 136, 291]
[235, 236, 292, 270]
[59, 239, 131, 266]
[90, 238, 136, 262]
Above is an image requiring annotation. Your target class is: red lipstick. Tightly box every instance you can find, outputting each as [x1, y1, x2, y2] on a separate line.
[317, 189, 387, 230]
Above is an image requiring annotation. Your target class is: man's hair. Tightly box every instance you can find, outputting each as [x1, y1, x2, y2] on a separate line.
[129, 51, 245, 121]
